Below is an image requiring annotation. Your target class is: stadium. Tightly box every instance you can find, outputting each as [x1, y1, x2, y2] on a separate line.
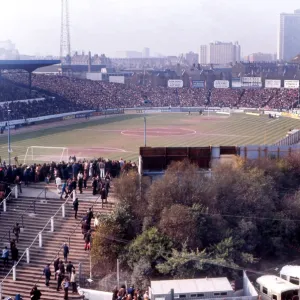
[1, 55, 300, 299]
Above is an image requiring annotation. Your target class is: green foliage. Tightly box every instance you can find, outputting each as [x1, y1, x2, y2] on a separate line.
[126, 227, 173, 269]
[92, 158, 300, 285]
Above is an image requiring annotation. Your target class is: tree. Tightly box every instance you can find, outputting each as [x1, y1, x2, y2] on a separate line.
[126, 227, 173, 269]
[158, 204, 197, 247]
[146, 159, 213, 225]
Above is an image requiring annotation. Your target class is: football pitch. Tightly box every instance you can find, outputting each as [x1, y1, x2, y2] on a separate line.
[0, 112, 299, 163]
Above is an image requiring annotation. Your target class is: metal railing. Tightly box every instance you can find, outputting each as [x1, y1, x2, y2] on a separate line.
[0, 189, 76, 299]
[0, 185, 17, 213]
[0, 187, 48, 245]
[32, 193, 103, 288]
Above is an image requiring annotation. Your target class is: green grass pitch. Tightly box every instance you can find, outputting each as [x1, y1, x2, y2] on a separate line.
[0, 113, 299, 164]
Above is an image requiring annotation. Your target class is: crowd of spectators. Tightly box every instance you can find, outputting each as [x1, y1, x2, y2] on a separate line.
[239, 89, 277, 108]
[1, 73, 300, 118]
[210, 89, 242, 107]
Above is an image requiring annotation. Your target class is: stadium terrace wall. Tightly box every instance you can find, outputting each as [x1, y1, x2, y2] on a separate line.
[0, 108, 124, 128]
[139, 145, 300, 174]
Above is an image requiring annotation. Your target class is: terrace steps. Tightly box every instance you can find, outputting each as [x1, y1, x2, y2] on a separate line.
[0, 182, 116, 299]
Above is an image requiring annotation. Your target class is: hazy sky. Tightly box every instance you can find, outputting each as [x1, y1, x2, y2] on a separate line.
[0, 0, 299, 57]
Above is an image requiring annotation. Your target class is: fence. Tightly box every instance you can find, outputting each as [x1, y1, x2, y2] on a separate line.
[274, 129, 300, 146]
[0, 189, 77, 299]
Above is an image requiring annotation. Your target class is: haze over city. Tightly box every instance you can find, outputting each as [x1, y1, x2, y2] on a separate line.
[0, 0, 300, 57]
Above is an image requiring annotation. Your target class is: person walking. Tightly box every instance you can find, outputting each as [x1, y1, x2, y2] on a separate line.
[73, 198, 79, 219]
[2, 246, 9, 269]
[84, 230, 91, 251]
[13, 223, 21, 243]
[101, 187, 107, 204]
[62, 276, 70, 300]
[30, 285, 41, 300]
[56, 270, 63, 291]
[66, 261, 74, 277]
[60, 181, 67, 199]
[70, 269, 77, 293]
[86, 207, 94, 224]
[54, 256, 60, 280]
[43, 263, 51, 287]
[63, 243, 69, 263]
[11, 244, 18, 265]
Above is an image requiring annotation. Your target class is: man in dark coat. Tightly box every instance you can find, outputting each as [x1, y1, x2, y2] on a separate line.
[43, 263, 51, 287]
[54, 256, 60, 280]
[73, 198, 79, 219]
[63, 243, 69, 263]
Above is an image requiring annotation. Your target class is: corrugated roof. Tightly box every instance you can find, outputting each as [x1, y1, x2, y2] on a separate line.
[151, 278, 233, 295]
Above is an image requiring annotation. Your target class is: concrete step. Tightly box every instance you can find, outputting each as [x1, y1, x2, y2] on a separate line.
[0, 184, 115, 299]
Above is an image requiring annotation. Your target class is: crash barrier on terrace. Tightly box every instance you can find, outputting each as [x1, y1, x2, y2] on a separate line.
[0, 187, 52, 245]
[0, 185, 18, 213]
[0, 190, 77, 299]
[30, 193, 102, 287]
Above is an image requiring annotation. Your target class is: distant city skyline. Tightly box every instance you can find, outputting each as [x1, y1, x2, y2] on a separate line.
[0, 0, 300, 58]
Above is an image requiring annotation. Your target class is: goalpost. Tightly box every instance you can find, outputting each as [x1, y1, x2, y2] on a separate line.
[23, 146, 69, 164]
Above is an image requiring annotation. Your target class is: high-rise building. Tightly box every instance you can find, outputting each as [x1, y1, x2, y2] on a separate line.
[185, 51, 199, 65]
[208, 41, 241, 64]
[246, 52, 274, 62]
[278, 9, 300, 61]
[143, 47, 150, 58]
[199, 45, 208, 64]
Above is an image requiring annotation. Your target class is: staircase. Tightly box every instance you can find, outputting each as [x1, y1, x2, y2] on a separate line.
[0, 182, 115, 299]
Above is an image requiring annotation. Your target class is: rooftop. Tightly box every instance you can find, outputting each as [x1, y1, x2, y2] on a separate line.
[151, 278, 233, 295]
[0, 60, 61, 72]
[257, 275, 298, 294]
[280, 265, 300, 278]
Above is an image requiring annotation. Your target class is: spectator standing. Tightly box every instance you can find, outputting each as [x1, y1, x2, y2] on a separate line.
[56, 175, 62, 194]
[62, 276, 70, 300]
[2, 246, 9, 268]
[30, 285, 42, 300]
[77, 171, 83, 194]
[70, 269, 77, 293]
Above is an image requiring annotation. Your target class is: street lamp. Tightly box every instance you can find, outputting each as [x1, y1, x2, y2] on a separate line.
[7, 109, 11, 165]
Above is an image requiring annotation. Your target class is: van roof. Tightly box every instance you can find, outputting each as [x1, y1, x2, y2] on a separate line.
[257, 275, 298, 294]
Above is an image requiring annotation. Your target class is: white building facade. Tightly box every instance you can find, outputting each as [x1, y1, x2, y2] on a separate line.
[278, 9, 300, 61]
[208, 41, 241, 65]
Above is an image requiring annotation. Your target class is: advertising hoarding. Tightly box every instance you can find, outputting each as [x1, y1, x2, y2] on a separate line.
[168, 80, 183, 88]
[109, 76, 125, 84]
[241, 77, 262, 88]
[232, 78, 242, 88]
[265, 79, 281, 88]
[86, 72, 102, 81]
[214, 80, 229, 88]
[191, 80, 205, 88]
[284, 80, 300, 89]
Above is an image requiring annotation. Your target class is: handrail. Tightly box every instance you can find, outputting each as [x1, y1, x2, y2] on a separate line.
[0, 185, 16, 207]
[33, 194, 103, 287]
[0, 188, 46, 244]
[0, 189, 75, 286]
